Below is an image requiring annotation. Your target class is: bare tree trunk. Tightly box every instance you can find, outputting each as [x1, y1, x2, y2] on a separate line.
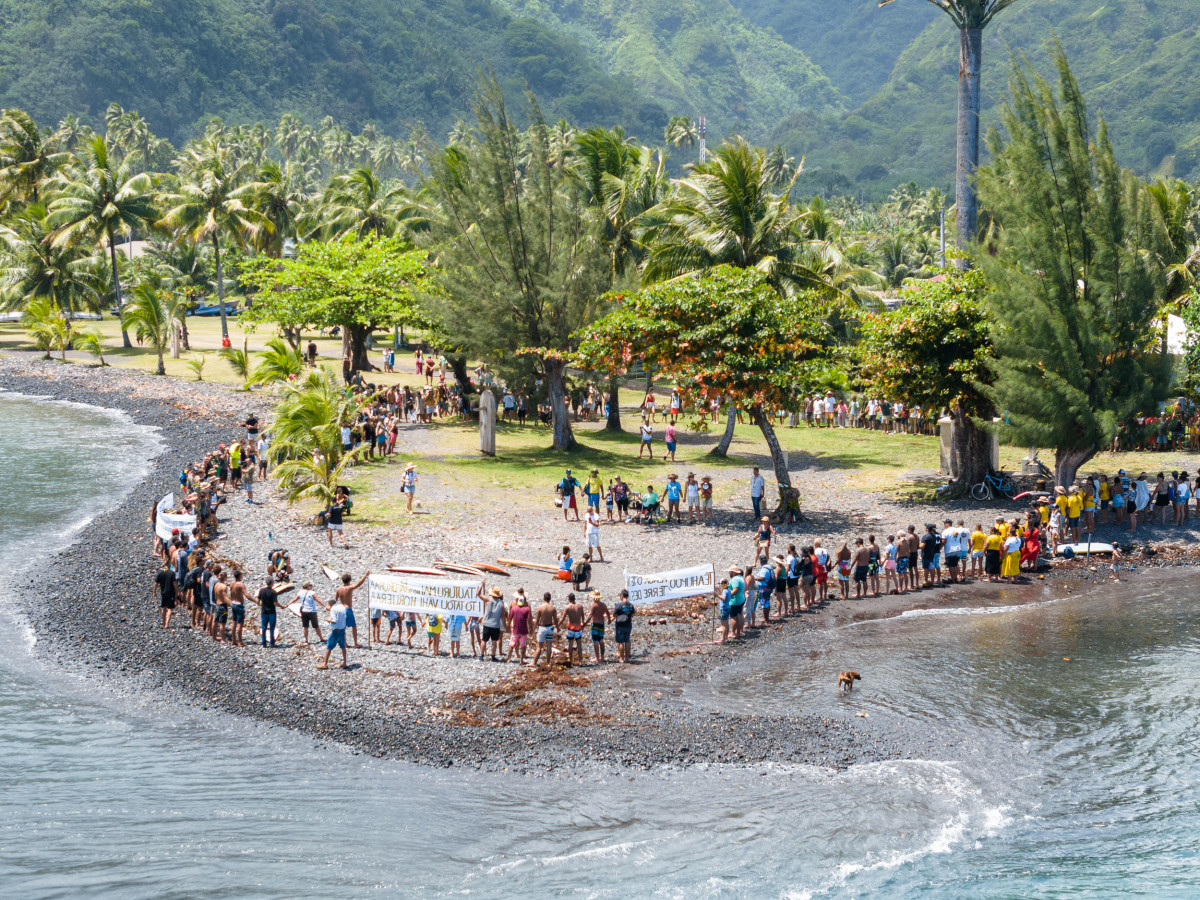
[213, 234, 229, 340]
[1054, 447, 1094, 490]
[709, 405, 736, 457]
[111, 239, 132, 348]
[753, 403, 792, 513]
[954, 25, 982, 269]
[344, 324, 375, 374]
[546, 357, 575, 451]
[281, 325, 301, 350]
[446, 353, 475, 401]
[950, 411, 990, 486]
[605, 376, 621, 432]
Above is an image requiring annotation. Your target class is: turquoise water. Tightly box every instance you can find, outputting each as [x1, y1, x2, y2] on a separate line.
[1, 390, 1197, 897]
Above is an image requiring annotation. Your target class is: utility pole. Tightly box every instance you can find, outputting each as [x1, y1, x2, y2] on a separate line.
[939, 206, 946, 268]
[698, 115, 707, 164]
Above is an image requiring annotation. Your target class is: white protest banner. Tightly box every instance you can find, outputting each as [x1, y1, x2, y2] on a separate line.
[367, 572, 484, 618]
[623, 563, 716, 605]
[155, 492, 196, 542]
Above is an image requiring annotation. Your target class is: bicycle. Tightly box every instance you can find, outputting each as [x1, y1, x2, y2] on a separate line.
[971, 471, 1018, 501]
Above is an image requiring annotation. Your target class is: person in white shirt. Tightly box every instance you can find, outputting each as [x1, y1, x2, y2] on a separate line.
[256, 436, 269, 478]
[318, 597, 349, 669]
[750, 467, 766, 520]
[941, 519, 962, 583]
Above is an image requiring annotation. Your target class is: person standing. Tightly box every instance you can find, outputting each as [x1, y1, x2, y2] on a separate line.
[256, 578, 279, 648]
[613, 589, 635, 662]
[336, 571, 369, 649]
[402, 463, 418, 513]
[557, 468, 581, 521]
[296, 580, 327, 644]
[318, 594, 349, 670]
[664, 474, 683, 523]
[588, 590, 610, 662]
[533, 592, 558, 669]
[584, 507, 604, 562]
[505, 591, 531, 664]
[749, 467, 766, 520]
[481, 587, 507, 662]
[559, 592, 586, 666]
[154, 561, 176, 629]
[664, 421, 677, 462]
[699, 475, 714, 525]
[638, 418, 654, 458]
[326, 495, 349, 549]
[685, 473, 700, 524]
[584, 468, 603, 513]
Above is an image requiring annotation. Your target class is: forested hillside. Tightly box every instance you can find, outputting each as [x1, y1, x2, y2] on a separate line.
[0, 0, 1195, 195]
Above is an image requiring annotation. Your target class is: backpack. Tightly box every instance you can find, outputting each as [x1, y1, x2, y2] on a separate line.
[759, 565, 775, 592]
[787, 556, 800, 579]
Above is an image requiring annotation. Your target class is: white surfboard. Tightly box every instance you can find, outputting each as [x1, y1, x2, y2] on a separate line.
[1057, 542, 1115, 556]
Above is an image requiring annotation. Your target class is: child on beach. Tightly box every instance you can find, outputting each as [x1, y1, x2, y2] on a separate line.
[425, 613, 443, 656]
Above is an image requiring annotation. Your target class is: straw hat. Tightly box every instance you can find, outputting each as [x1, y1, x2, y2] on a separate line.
[727, 565, 741, 574]
[761, 516, 770, 522]
[589, 589, 603, 600]
[489, 586, 503, 598]
[405, 462, 416, 470]
[302, 580, 313, 589]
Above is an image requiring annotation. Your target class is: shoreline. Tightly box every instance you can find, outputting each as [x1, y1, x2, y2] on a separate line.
[3, 357, 1194, 774]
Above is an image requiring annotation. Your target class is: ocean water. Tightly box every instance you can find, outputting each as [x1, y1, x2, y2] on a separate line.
[1, 390, 1197, 898]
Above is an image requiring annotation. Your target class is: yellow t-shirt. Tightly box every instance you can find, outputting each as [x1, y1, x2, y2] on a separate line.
[1055, 495, 1070, 516]
[985, 534, 1002, 552]
[1038, 505, 1050, 525]
[426, 615, 443, 634]
[1083, 492, 1096, 510]
[1067, 494, 1083, 517]
[1099, 481, 1111, 501]
[998, 522, 1009, 541]
[971, 530, 986, 552]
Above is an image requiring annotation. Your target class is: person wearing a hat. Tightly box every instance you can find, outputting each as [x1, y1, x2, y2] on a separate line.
[480, 586, 507, 662]
[402, 462, 418, 513]
[726, 566, 746, 639]
[505, 589, 532, 664]
[754, 516, 774, 564]
[558, 468, 581, 522]
[584, 467, 603, 513]
[1066, 485, 1084, 542]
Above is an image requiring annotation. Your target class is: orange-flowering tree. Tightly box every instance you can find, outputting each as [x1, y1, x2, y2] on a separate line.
[575, 265, 830, 506]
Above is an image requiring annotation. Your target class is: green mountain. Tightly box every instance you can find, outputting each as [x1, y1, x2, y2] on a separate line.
[0, 0, 668, 143]
[0, 0, 1195, 196]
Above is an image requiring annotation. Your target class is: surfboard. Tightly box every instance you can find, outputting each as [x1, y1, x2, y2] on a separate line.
[320, 564, 340, 582]
[284, 600, 303, 619]
[1057, 542, 1115, 556]
[433, 561, 488, 578]
[1013, 490, 1052, 501]
[496, 558, 559, 572]
[472, 563, 510, 576]
[274, 582, 296, 595]
[386, 565, 448, 576]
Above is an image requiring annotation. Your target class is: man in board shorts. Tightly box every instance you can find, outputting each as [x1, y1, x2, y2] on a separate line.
[534, 592, 557, 669]
[588, 590, 610, 661]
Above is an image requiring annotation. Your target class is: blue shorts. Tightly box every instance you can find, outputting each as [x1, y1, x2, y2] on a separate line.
[1068, 516, 1080, 528]
[923, 558, 937, 571]
[588, 493, 600, 507]
[327, 629, 346, 650]
[896, 558, 908, 573]
[666, 441, 676, 452]
[231, 604, 245, 625]
[759, 592, 772, 608]
[345, 608, 357, 628]
[719, 604, 731, 622]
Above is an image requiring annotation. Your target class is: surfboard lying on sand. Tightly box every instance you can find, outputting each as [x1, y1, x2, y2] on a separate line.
[274, 582, 296, 594]
[386, 565, 448, 576]
[496, 558, 559, 572]
[433, 561, 488, 578]
[320, 564, 340, 582]
[1057, 542, 1115, 556]
[284, 600, 303, 619]
[472, 563, 510, 576]
[1013, 490, 1052, 501]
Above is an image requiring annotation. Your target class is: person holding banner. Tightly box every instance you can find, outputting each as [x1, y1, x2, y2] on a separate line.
[336, 571, 369, 649]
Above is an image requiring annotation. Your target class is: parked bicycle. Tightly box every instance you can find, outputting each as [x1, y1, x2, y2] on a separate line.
[971, 470, 1018, 501]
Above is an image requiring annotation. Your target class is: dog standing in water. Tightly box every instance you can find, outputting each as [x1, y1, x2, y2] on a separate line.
[838, 671, 861, 692]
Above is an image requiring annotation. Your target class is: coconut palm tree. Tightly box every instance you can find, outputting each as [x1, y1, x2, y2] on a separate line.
[640, 137, 840, 299]
[75, 326, 108, 365]
[121, 282, 171, 374]
[0, 204, 103, 313]
[878, 0, 1020, 262]
[158, 138, 268, 339]
[270, 370, 365, 489]
[306, 167, 430, 240]
[245, 160, 303, 258]
[45, 135, 157, 347]
[248, 335, 305, 386]
[663, 116, 698, 154]
[21, 296, 73, 359]
[0, 108, 69, 206]
[275, 114, 303, 162]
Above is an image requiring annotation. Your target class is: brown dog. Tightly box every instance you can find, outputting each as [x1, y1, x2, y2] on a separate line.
[837, 671, 861, 692]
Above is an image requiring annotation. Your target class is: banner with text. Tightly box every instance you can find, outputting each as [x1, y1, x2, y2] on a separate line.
[623, 563, 715, 605]
[366, 573, 484, 618]
[156, 492, 196, 542]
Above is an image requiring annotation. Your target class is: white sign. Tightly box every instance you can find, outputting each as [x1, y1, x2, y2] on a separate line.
[156, 492, 196, 542]
[366, 573, 484, 617]
[623, 563, 716, 605]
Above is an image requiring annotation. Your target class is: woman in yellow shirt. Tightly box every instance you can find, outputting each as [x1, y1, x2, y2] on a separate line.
[984, 529, 1003, 582]
[425, 613, 443, 656]
[1098, 475, 1111, 525]
[1066, 488, 1084, 542]
[970, 525, 986, 579]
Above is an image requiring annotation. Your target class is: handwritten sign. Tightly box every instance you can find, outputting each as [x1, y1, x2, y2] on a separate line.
[366, 573, 484, 617]
[623, 563, 715, 605]
[155, 492, 196, 542]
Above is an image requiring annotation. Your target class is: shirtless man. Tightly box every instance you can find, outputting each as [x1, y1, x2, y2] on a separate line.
[336, 571, 370, 648]
[533, 592, 557, 670]
[212, 569, 230, 642]
[559, 592, 586, 665]
[851, 539, 870, 599]
[228, 570, 248, 647]
[588, 590, 611, 663]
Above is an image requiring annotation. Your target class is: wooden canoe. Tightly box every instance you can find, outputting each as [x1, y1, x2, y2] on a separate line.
[496, 558, 560, 572]
[386, 565, 448, 576]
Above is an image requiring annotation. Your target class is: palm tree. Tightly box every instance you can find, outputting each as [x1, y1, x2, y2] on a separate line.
[75, 326, 108, 365]
[218, 337, 251, 384]
[878, 0, 1020, 263]
[764, 145, 799, 188]
[269, 370, 366, 500]
[0, 108, 69, 205]
[158, 139, 268, 339]
[45, 135, 157, 347]
[121, 283, 171, 374]
[248, 336, 305, 386]
[306, 167, 429, 240]
[245, 160, 303, 258]
[663, 116, 698, 155]
[0, 204, 103, 313]
[21, 296, 73, 359]
[640, 137, 837, 299]
[275, 113, 303, 162]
